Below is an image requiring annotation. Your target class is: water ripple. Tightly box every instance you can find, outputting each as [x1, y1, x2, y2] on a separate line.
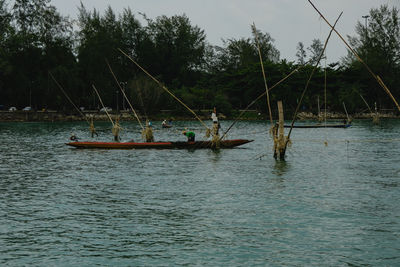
[1, 120, 400, 266]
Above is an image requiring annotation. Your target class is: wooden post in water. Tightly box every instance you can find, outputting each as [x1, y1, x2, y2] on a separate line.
[373, 102, 380, 124]
[274, 101, 286, 160]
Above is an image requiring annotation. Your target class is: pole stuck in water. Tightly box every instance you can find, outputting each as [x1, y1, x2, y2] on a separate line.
[273, 101, 289, 160]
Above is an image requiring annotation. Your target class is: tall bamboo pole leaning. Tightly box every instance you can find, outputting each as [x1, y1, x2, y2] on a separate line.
[253, 23, 283, 158]
[221, 64, 305, 140]
[92, 84, 124, 141]
[118, 48, 211, 133]
[343, 102, 350, 123]
[92, 84, 115, 127]
[106, 60, 144, 131]
[252, 23, 274, 126]
[285, 12, 343, 150]
[307, 0, 400, 112]
[359, 94, 373, 113]
[50, 72, 99, 138]
[358, 93, 379, 124]
[324, 61, 327, 125]
[49, 72, 90, 125]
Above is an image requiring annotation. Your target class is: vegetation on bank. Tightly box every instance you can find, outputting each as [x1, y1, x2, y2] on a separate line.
[0, 0, 399, 117]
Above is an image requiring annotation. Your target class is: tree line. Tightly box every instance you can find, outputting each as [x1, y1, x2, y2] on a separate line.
[0, 0, 399, 116]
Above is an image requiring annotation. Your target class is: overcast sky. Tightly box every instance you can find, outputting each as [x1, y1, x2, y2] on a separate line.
[50, 0, 400, 63]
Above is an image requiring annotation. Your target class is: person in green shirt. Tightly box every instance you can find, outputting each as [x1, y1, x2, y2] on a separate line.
[182, 130, 195, 142]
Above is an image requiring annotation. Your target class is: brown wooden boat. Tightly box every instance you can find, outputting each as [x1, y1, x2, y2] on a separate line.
[66, 139, 253, 149]
[284, 123, 351, 128]
[162, 124, 172, 128]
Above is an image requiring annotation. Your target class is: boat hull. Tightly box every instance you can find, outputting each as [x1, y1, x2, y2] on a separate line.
[66, 139, 253, 149]
[283, 124, 351, 128]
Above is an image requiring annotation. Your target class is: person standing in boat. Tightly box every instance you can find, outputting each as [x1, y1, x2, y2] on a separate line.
[211, 107, 220, 135]
[142, 119, 154, 142]
[89, 115, 98, 138]
[112, 117, 122, 142]
[182, 130, 195, 142]
[70, 133, 79, 142]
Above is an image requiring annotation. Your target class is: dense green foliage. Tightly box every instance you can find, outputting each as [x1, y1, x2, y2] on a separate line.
[0, 1, 399, 116]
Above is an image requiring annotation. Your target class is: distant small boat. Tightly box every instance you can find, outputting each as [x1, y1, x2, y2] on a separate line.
[66, 139, 253, 149]
[284, 123, 351, 128]
[162, 123, 172, 128]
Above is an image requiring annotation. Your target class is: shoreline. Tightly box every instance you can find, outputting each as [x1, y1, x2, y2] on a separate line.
[0, 110, 399, 122]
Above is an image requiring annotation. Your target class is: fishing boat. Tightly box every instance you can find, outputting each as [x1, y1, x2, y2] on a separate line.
[66, 139, 253, 149]
[162, 123, 172, 128]
[162, 120, 173, 128]
[284, 123, 351, 128]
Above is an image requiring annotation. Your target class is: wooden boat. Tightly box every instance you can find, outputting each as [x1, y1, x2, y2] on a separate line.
[284, 123, 351, 128]
[66, 139, 253, 149]
[162, 124, 172, 128]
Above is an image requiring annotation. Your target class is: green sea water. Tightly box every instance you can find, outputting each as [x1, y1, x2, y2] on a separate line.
[0, 120, 399, 266]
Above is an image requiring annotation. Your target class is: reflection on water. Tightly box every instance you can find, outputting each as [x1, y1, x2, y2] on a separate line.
[209, 148, 222, 163]
[1, 120, 400, 266]
[272, 159, 290, 176]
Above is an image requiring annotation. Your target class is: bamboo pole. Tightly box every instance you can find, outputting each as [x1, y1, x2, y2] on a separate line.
[92, 84, 115, 127]
[307, 0, 400, 112]
[252, 23, 273, 125]
[342, 102, 350, 122]
[317, 95, 321, 121]
[49, 72, 90, 125]
[106, 60, 144, 130]
[373, 102, 380, 124]
[359, 94, 373, 113]
[286, 12, 343, 143]
[118, 48, 210, 132]
[358, 92, 379, 124]
[274, 101, 286, 160]
[221, 64, 304, 140]
[376, 75, 400, 111]
[324, 62, 327, 125]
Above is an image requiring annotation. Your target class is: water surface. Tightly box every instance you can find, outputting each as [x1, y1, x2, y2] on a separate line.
[0, 120, 399, 266]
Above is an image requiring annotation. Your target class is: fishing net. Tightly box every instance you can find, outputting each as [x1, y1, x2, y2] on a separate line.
[112, 124, 121, 136]
[272, 121, 291, 159]
[318, 114, 324, 122]
[205, 128, 211, 138]
[372, 114, 380, 124]
[269, 125, 276, 138]
[112, 121, 122, 142]
[89, 116, 98, 138]
[211, 134, 221, 148]
[142, 127, 154, 142]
